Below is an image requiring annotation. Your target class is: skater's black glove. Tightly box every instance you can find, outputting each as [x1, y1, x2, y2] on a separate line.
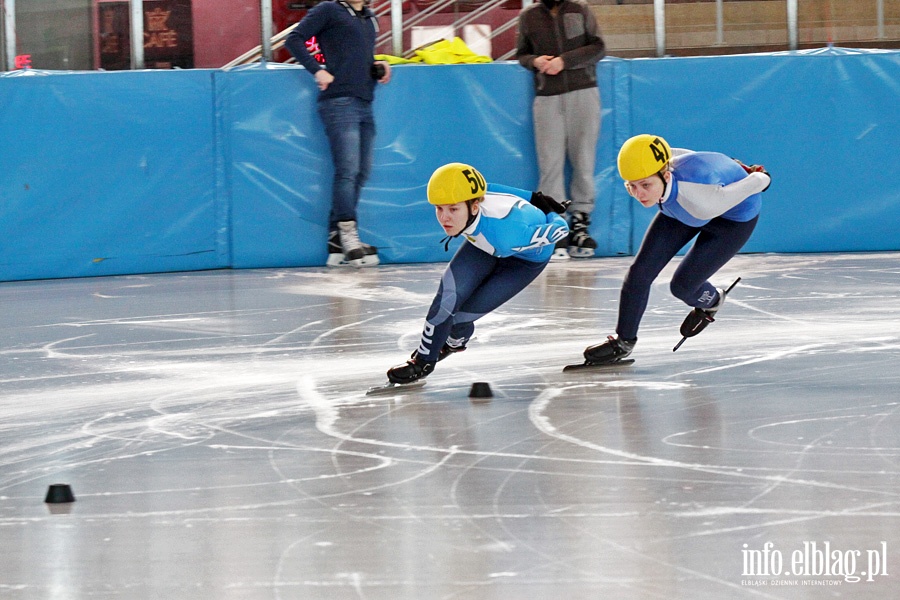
[733, 159, 771, 192]
[530, 191, 570, 215]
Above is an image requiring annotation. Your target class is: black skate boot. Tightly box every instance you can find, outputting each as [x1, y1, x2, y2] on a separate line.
[387, 353, 436, 384]
[679, 288, 725, 338]
[564, 335, 636, 371]
[327, 230, 379, 267]
[673, 277, 741, 352]
[406, 338, 466, 365]
[583, 335, 636, 365]
[568, 211, 597, 258]
[438, 337, 468, 361]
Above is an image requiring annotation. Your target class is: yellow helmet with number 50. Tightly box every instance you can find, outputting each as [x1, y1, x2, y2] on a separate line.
[427, 163, 487, 205]
[617, 134, 672, 181]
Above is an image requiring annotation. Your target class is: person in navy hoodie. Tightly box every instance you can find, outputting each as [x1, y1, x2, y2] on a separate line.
[386, 163, 570, 384]
[286, 0, 391, 267]
[579, 134, 771, 365]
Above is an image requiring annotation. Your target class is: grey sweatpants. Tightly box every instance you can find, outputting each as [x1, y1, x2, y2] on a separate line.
[532, 86, 601, 215]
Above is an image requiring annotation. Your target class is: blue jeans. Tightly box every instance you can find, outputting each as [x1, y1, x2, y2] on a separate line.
[319, 97, 375, 230]
[318, 96, 376, 230]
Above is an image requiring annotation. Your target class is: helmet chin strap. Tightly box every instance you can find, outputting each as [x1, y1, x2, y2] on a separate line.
[462, 199, 479, 231]
[440, 200, 480, 251]
[657, 171, 669, 208]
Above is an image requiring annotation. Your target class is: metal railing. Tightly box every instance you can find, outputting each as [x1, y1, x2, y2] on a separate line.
[223, 0, 520, 68]
[373, 0, 513, 57]
[223, 21, 297, 69]
[215, 0, 822, 68]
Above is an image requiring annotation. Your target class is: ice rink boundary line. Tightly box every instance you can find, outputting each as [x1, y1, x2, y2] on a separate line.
[528, 388, 900, 498]
[298, 377, 900, 498]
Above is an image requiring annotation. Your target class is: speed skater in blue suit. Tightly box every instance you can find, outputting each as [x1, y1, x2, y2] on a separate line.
[386, 162, 570, 384]
[579, 134, 772, 366]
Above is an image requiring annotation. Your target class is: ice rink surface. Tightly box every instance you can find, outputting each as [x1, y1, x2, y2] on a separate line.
[1, 252, 898, 599]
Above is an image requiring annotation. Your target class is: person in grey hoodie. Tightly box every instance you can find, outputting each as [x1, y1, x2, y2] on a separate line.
[516, 0, 606, 260]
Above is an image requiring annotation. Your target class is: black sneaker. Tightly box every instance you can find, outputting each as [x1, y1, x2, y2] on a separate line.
[568, 211, 597, 258]
[550, 236, 570, 261]
[328, 230, 378, 256]
[327, 224, 380, 267]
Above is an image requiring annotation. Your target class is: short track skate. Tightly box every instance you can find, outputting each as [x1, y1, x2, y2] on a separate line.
[365, 380, 427, 396]
[562, 358, 635, 372]
[672, 277, 741, 352]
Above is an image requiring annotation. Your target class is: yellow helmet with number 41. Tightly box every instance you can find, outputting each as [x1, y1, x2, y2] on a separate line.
[617, 134, 672, 181]
[427, 163, 487, 205]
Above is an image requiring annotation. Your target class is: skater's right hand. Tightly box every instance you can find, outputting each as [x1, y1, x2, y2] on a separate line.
[314, 69, 334, 91]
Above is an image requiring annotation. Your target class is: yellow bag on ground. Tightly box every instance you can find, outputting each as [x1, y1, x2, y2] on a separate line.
[414, 37, 492, 65]
[374, 54, 422, 64]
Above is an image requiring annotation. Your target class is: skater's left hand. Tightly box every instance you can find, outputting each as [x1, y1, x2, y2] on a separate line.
[734, 158, 768, 175]
[530, 191, 570, 215]
[734, 159, 770, 191]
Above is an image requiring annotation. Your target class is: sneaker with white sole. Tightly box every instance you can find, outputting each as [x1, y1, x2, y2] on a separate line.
[550, 238, 571, 262]
[327, 224, 380, 267]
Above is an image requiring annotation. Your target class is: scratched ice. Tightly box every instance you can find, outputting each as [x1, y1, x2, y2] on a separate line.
[1, 252, 898, 599]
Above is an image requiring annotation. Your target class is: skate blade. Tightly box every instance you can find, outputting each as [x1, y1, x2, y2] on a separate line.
[327, 253, 380, 268]
[567, 247, 595, 258]
[563, 359, 635, 372]
[366, 380, 426, 396]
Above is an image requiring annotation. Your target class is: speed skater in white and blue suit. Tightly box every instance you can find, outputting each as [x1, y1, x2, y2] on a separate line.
[386, 162, 570, 384]
[579, 134, 772, 366]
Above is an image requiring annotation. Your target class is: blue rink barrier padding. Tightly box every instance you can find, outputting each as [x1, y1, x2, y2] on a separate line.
[0, 70, 227, 281]
[1, 47, 899, 282]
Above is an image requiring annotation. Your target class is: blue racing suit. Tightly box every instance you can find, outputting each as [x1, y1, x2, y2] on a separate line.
[415, 185, 569, 362]
[617, 150, 770, 341]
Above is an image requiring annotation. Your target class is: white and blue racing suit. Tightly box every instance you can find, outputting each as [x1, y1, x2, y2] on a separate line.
[415, 184, 569, 362]
[617, 149, 770, 341]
